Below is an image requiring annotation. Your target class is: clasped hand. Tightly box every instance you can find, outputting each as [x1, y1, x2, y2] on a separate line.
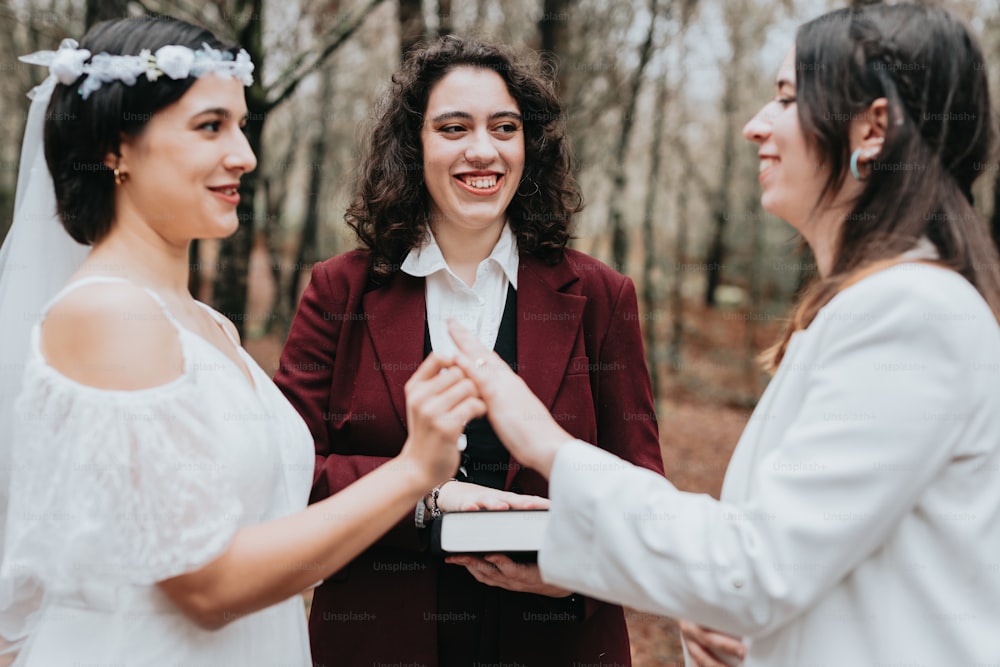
[404, 322, 573, 482]
[401, 322, 577, 598]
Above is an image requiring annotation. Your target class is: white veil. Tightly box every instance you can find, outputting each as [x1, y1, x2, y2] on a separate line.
[0, 76, 89, 655]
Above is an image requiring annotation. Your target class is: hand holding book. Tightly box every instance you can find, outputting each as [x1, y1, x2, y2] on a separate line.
[433, 487, 569, 597]
[445, 550, 573, 599]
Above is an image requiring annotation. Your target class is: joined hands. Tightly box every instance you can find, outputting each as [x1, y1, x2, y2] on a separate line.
[404, 322, 576, 598]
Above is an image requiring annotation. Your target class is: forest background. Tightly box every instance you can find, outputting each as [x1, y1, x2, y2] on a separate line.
[1, 0, 998, 663]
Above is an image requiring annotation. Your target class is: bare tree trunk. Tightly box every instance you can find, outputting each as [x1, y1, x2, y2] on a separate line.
[208, 0, 383, 333]
[214, 116, 261, 328]
[703, 10, 742, 307]
[666, 4, 698, 373]
[262, 119, 302, 333]
[399, 0, 424, 58]
[537, 0, 572, 94]
[282, 72, 334, 338]
[437, 0, 452, 35]
[607, 0, 659, 274]
[211, 0, 264, 333]
[188, 239, 200, 296]
[538, 0, 570, 53]
[668, 168, 689, 372]
[86, 0, 128, 26]
[702, 0, 791, 308]
[640, 50, 670, 402]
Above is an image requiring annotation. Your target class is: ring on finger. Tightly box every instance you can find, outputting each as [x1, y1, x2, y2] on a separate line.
[457, 434, 468, 451]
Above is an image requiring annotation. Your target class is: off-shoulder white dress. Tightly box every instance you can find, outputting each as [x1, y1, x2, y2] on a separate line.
[2, 277, 314, 665]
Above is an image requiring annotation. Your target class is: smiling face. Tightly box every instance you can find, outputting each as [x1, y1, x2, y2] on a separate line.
[420, 66, 525, 239]
[114, 74, 256, 244]
[742, 47, 830, 235]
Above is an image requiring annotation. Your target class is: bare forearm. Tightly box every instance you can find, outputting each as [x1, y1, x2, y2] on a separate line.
[180, 352, 479, 626]
[159, 454, 432, 628]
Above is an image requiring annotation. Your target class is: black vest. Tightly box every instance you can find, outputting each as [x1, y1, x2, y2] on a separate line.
[424, 284, 516, 489]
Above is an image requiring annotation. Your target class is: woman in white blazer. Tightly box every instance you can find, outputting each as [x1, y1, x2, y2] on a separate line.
[443, 3, 1000, 666]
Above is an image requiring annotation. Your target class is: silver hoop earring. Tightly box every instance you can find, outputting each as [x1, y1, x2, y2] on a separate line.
[517, 177, 539, 197]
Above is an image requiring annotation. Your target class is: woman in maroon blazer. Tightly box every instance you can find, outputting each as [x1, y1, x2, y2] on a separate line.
[275, 35, 664, 667]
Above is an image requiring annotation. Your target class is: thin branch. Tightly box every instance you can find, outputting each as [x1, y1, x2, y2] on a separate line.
[263, 0, 384, 112]
[673, 135, 712, 198]
[615, 0, 658, 166]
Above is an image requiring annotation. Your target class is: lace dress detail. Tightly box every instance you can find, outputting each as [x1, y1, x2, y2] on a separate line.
[2, 277, 313, 665]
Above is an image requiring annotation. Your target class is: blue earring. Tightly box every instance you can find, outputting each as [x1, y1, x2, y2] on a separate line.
[850, 148, 864, 181]
[850, 146, 881, 180]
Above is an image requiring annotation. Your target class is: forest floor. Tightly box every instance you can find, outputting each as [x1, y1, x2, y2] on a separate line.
[244, 255, 783, 665]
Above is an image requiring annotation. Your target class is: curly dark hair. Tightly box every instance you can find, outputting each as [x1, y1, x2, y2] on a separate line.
[346, 35, 583, 282]
[44, 17, 238, 245]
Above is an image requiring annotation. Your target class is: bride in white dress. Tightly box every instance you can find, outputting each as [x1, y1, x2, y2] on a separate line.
[0, 16, 484, 665]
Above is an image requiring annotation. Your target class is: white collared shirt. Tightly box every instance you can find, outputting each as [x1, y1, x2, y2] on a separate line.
[400, 224, 519, 357]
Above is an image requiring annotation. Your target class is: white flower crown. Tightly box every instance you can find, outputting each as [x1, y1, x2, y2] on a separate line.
[20, 38, 254, 99]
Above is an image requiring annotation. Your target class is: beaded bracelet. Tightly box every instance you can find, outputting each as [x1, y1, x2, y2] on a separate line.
[428, 478, 456, 520]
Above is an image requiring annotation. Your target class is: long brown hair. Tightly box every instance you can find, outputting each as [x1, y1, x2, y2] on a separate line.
[346, 35, 583, 283]
[762, 3, 1000, 371]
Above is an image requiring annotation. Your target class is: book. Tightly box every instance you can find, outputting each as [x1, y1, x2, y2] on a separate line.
[429, 509, 550, 556]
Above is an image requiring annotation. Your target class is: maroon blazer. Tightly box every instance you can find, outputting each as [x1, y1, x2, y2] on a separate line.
[275, 248, 663, 667]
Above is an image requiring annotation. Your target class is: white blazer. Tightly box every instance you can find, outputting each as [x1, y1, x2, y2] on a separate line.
[538, 263, 1000, 666]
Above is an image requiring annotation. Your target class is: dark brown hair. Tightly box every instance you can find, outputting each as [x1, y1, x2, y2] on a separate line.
[763, 2, 1000, 370]
[44, 17, 238, 245]
[346, 35, 583, 283]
